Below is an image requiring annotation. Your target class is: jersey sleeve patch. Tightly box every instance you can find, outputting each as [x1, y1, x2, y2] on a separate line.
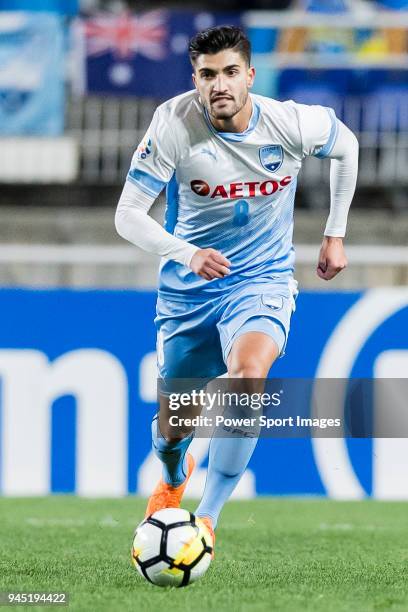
[127, 168, 167, 198]
[314, 108, 339, 159]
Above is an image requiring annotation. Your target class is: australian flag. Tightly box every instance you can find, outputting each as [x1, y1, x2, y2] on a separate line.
[74, 10, 242, 98]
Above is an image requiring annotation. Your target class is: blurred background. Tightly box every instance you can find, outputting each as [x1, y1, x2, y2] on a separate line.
[0, 0, 408, 500]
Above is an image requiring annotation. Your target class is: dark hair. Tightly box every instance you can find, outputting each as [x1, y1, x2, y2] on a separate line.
[189, 26, 251, 67]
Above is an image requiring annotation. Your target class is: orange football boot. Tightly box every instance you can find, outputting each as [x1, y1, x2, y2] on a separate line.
[144, 453, 195, 518]
[198, 516, 215, 558]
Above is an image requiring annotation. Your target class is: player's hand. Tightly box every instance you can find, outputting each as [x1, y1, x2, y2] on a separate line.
[190, 248, 231, 281]
[317, 236, 347, 281]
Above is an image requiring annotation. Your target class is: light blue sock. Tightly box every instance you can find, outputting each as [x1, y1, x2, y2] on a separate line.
[195, 434, 258, 528]
[151, 415, 194, 486]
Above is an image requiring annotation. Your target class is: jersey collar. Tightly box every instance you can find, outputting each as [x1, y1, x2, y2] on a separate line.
[203, 96, 260, 142]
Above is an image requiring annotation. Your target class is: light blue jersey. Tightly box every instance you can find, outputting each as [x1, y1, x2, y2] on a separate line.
[127, 90, 338, 302]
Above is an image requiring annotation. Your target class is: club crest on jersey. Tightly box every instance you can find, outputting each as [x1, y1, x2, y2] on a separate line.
[259, 145, 284, 173]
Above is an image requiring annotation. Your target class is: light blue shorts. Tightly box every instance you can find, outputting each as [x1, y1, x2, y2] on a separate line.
[155, 276, 298, 380]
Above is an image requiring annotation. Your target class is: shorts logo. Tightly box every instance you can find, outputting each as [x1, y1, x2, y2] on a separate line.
[262, 295, 283, 311]
[190, 179, 211, 196]
[136, 136, 152, 160]
[259, 145, 284, 173]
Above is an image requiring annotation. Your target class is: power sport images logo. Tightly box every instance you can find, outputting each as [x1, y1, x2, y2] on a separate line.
[190, 176, 292, 199]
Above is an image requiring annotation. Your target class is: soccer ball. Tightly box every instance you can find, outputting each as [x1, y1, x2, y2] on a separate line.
[131, 508, 213, 587]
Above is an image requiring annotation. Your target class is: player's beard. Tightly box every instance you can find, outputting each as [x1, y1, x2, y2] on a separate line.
[208, 89, 248, 121]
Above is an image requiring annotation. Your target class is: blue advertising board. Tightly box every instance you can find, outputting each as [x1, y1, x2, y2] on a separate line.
[0, 1, 78, 14]
[0, 288, 408, 499]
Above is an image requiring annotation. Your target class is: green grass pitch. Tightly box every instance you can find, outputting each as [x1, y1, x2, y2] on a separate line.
[1, 497, 408, 611]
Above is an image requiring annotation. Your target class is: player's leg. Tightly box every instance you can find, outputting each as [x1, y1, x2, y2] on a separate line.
[145, 393, 202, 517]
[195, 277, 298, 533]
[146, 296, 225, 517]
[195, 332, 279, 530]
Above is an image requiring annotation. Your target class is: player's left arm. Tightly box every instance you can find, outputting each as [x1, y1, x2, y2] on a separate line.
[296, 103, 359, 281]
[317, 120, 359, 281]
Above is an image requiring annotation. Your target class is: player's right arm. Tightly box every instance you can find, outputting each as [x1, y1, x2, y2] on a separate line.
[115, 107, 230, 280]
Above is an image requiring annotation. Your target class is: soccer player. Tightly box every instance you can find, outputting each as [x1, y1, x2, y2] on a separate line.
[115, 26, 358, 550]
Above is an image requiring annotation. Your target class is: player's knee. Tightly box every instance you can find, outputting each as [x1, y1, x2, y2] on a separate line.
[228, 359, 266, 379]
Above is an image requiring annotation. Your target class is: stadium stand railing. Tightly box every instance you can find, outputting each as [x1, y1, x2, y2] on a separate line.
[66, 94, 408, 201]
